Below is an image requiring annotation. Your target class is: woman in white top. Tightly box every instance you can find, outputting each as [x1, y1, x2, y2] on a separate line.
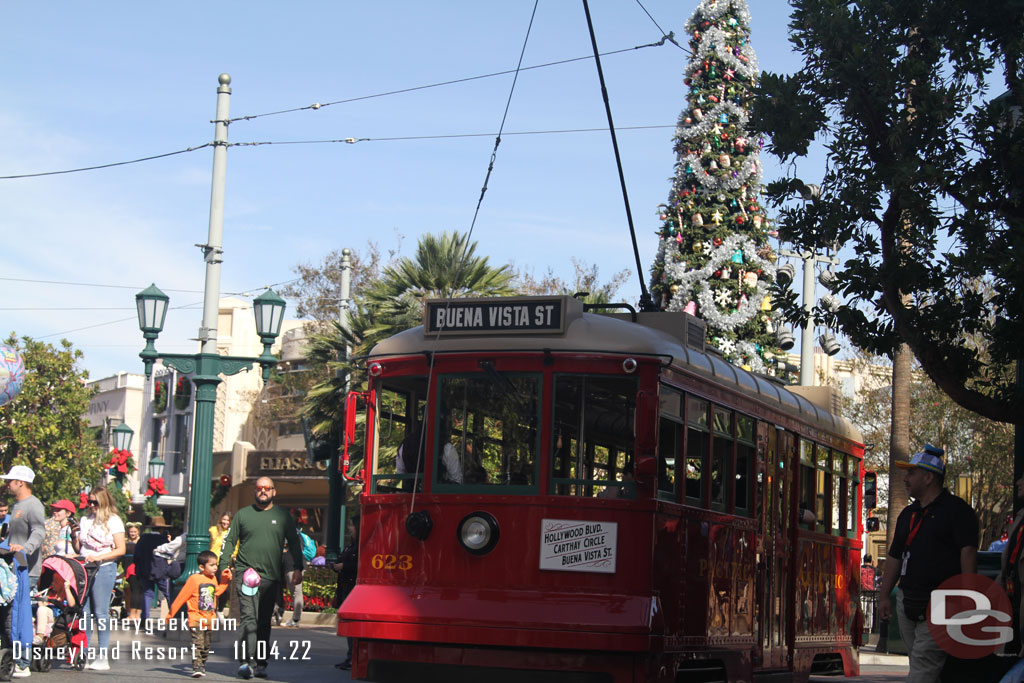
[77, 485, 125, 670]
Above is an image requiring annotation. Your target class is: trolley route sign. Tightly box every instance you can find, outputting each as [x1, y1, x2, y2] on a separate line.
[424, 297, 566, 335]
[540, 519, 617, 574]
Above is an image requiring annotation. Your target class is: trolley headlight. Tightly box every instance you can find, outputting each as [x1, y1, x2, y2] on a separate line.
[457, 511, 499, 555]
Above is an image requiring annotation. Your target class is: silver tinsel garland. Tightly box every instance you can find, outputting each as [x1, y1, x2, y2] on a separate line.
[664, 234, 775, 331]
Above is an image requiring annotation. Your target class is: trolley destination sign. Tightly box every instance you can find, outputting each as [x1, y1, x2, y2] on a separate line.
[424, 297, 566, 335]
[540, 519, 617, 574]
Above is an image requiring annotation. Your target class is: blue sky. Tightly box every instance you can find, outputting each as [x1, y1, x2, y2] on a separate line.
[0, 1, 817, 379]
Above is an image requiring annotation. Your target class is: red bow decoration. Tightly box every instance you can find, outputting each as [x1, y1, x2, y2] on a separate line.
[145, 477, 169, 497]
[79, 492, 89, 510]
[104, 449, 133, 475]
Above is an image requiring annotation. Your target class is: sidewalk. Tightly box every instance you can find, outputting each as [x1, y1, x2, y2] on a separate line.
[859, 643, 909, 667]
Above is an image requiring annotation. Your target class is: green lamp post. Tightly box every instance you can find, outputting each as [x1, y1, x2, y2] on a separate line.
[136, 284, 285, 580]
[135, 73, 287, 581]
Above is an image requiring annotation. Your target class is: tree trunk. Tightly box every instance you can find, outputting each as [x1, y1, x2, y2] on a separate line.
[887, 343, 912, 549]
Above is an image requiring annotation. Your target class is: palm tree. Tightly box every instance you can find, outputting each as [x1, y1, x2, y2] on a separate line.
[303, 231, 514, 432]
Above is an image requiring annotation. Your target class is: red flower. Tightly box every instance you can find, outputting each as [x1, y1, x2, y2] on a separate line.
[145, 477, 169, 497]
[104, 449, 133, 475]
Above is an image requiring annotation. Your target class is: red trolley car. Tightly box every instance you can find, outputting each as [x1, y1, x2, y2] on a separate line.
[338, 296, 865, 683]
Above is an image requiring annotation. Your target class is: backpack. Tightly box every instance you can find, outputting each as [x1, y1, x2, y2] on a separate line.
[0, 562, 17, 606]
[299, 532, 316, 563]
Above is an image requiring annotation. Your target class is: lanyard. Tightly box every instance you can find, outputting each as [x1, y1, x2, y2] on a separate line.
[905, 511, 926, 549]
[1011, 523, 1024, 565]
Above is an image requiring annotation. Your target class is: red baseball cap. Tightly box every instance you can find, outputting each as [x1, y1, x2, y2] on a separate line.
[50, 500, 76, 514]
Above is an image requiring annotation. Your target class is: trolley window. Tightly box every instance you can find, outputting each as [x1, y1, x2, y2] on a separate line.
[734, 415, 755, 516]
[552, 375, 637, 498]
[847, 457, 859, 538]
[710, 405, 733, 511]
[685, 396, 709, 506]
[658, 385, 684, 501]
[434, 372, 540, 493]
[371, 375, 428, 493]
[826, 448, 843, 535]
[798, 439, 816, 530]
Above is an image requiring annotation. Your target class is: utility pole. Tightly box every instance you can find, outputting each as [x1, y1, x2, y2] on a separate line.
[325, 248, 353, 562]
[778, 247, 839, 386]
[136, 75, 287, 582]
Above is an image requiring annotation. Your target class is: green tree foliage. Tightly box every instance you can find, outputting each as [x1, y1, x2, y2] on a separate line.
[753, 0, 1024, 423]
[845, 352, 1013, 547]
[0, 335, 106, 503]
[649, 0, 780, 374]
[512, 257, 631, 304]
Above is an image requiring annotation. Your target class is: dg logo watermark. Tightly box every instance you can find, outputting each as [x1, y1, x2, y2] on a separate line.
[927, 574, 1013, 658]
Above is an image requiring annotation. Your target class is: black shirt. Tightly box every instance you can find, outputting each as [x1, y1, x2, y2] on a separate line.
[888, 489, 978, 601]
[133, 532, 169, 581]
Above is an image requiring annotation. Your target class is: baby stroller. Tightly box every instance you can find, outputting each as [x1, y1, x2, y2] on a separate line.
[31, 556, 91, 673]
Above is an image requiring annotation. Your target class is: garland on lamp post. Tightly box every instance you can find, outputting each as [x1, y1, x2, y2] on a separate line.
[211, 474, 232, 508]
[103, 449, 136, 492]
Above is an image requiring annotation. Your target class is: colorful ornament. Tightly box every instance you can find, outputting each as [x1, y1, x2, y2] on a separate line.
[731, 249, 744, 264]
[692, 212, 704, 227]
[683, 300, 697, 316]
[712, 209, 723, 224]
[719, 154, 731, 168]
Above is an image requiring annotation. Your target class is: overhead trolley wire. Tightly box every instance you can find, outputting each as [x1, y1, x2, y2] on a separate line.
[633, 0, 687, 52]
[0, 144, 211, 180]
[0, 39, 675, 182]
[227, 124, 673, 147]
[226, 38, 675, 123]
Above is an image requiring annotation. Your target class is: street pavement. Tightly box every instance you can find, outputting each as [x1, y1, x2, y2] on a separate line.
[24, 622, 352, 683]
[27, 621, 912, 683]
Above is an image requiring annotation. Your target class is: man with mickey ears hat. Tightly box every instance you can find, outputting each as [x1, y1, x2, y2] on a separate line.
[218, 476, 303, 680]
[877, 444, 978, 682]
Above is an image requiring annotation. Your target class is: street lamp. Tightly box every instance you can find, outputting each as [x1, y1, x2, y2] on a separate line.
[148, 455, 165, 480]
[111, 422, 134, 452]
[135, 74, 287, 582]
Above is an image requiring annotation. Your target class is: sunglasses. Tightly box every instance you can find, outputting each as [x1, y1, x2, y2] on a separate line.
[255, 486, 274, 492]
[87, 499, 99, 506]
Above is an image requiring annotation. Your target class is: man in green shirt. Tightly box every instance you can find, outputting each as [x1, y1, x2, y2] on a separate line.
[219, 476, 303, 680]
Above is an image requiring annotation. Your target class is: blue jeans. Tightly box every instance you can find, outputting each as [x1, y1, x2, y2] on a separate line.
[15, 576, 38, 669]
[141, 576, 172, 621]
[83, 562, 117, 654]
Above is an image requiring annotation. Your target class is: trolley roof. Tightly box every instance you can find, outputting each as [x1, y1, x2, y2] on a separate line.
[369, 296, 862, 444]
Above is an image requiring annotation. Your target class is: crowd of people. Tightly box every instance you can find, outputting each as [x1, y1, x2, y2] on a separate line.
[0, 468, 361, 679]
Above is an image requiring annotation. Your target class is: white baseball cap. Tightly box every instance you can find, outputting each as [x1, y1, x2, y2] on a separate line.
[0, 465, 35, 484]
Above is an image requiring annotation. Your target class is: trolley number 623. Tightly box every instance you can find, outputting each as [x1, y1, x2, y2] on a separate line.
[370, 554, 412, 570]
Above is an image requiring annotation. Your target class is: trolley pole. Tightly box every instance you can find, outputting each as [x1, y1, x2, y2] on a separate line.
[325, 248, 353, 562]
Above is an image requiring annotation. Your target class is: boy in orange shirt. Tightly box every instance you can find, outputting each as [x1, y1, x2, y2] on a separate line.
[167, 550, 229, 677]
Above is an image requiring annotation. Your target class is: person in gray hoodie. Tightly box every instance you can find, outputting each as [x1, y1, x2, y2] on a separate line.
[2, 465, 46, 585]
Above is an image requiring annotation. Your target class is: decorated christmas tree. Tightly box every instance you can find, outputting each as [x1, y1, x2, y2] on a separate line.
[649, 0, 779, 374]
